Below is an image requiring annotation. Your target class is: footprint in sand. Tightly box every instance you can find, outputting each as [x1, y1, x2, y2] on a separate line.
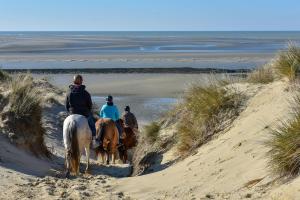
[72, 184, 87, 191]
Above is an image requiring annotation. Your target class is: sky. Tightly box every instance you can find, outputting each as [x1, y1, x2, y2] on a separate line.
[0, 0, 299, 31]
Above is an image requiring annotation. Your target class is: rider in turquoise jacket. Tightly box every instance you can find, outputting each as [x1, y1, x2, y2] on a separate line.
[99, 95, 122, 145]
[100, 99, 119, 121]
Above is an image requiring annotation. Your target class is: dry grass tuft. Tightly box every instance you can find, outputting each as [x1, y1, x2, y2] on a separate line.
[144, 122, 161, 144]
[266, 95, 300, 177]
[247, 66, 274, 84]
[274, 43, 300, 81]
[0, 69, 10, 82]
[9, 75, 41, 120]
[1, 75, 50, 157]
[175, 80, 245, 155]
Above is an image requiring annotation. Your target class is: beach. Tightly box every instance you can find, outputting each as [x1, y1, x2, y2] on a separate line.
[33, 73, 232, 125]
[3, 31, 299, 124]
[1, 31, 300, 70]
[1, 31, 300, 199]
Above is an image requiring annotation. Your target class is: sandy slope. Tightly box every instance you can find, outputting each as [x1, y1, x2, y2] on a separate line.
[115, 80, 299, 200]
[1, 80, 300, 200]
[0, 85, 132, 200]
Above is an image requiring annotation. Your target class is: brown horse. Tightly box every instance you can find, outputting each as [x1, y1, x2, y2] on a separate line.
[94, 118, 119, 165]
[118, 119, 138, 164]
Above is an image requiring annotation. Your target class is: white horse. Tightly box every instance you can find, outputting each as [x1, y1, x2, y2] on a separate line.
[63, 114, 92, 177]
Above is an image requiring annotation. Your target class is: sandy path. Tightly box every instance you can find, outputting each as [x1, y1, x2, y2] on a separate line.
[0, 102, 133, 200]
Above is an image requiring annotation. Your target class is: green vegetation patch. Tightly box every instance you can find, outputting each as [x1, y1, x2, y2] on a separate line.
[175, 81, 245, 155]
[274, 44, 300, 82]
[266, 95, 300, 177]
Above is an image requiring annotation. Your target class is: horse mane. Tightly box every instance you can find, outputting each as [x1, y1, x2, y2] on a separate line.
[68, 120, 79, 174]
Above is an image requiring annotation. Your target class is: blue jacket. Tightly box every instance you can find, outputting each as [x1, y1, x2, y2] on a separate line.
[100, 103, 120, 121]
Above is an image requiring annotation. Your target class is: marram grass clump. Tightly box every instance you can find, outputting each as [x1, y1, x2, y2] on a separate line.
[175, 81, 245, 154]
[1, 75, 49, 157]
[144, 122, 161, 144]
[0, 69, 10, 82]
[266, 95, 300, 177]
[247, 66, 274, 84]
[274, 44, 300, 81]
[9, 75, 41, 120]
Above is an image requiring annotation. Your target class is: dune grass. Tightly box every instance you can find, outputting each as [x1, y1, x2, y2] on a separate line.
[274, 44, 300, 81]
[144, 122, 161, 144]
[0, 69, 10, 82]
[247, 66, 274, 84]
[175, 80, 245, 154]
[9, 75, 41, 120]
[266, 95, 300, 177]
[3, 75, 49, 156]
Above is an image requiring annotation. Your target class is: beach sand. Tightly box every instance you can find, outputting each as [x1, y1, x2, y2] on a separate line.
[33, 73, 230, 97]
[0, 52, 272, 70]
[32, 73, 236, 125]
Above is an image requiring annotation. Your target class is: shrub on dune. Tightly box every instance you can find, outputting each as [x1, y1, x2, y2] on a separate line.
[176, 81, 245, 154]
[144, 122, 161, 144]
[9, 75, 41, 120]
[274, 44, 300, 81]
[1, 75, 50, 157]
[0, 69, 10, 82]
[266, 96, 300, 177]
[247, 66, 274, 84]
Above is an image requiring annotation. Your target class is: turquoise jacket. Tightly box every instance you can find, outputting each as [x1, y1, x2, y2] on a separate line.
[100, 103, 120, 122]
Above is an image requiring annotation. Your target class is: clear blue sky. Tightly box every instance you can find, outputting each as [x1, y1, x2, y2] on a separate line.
[0, 0, 299, 31]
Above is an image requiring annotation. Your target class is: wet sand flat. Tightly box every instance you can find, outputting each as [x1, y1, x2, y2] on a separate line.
[32, 73, 230, 124]
[33, 73, 229, 97]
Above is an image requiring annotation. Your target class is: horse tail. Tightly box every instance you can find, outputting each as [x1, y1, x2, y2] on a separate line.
[68, 120, 79, 173]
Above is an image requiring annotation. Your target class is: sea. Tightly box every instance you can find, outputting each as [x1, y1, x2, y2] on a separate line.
[1, 31, 300, 70]
[3, 31, 300, 124]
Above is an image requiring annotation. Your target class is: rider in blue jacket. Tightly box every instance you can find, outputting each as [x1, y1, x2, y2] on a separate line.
[100, 95, 122, 145]
[100, 96, 120, 121]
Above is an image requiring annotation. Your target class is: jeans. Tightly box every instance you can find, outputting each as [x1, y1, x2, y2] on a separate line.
[87, 114, 96, 137]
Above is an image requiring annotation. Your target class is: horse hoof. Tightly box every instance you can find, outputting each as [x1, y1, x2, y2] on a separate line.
[65, 171, 71, 179]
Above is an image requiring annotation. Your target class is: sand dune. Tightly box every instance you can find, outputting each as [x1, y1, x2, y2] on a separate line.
[1, 78, 300, 200]
[115, 80, 299, 199]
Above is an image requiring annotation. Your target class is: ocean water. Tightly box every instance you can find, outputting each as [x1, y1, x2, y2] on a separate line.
[1, 31, 300, 69]
[92, 96, 177, 125]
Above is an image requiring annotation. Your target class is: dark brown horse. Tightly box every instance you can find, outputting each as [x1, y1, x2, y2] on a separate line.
[94, 118, 118, 165]
[118, 119, 138, 164]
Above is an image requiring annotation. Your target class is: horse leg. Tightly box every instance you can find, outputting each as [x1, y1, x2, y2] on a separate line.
[85, 146, 90, 174]
[124, 150, 128, 164]
[112, 152, 116, 165]
[76, 154, 80, 176]
[106, 152, 110, 165]
[65, 151, 71, 178]
[100, 152, 105, 164]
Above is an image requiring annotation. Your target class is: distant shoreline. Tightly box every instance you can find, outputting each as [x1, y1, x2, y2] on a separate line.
[3, 67, 251, 74]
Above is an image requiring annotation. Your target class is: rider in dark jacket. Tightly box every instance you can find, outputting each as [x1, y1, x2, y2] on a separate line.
[65, 75, 99, 147]
[65, 84, 92, 117]
[122, 106, 138, 130]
